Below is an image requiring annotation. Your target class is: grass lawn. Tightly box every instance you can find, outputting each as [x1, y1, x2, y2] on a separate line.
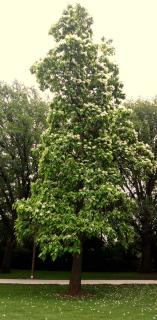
[1, 269, 157, 280]
[0, 284, 157, 319]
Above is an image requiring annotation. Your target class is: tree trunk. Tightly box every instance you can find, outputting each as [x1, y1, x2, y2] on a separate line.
[1, 239, 14, 273]
[69, 248, 82, 296]
[140, 238, 152, 273]
[139, 204, 153, 273]
[31, 241, 36, 279]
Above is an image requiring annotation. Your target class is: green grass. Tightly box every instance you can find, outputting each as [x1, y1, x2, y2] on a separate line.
[0, 284, 157, 319]
[1, 269, 157, 280]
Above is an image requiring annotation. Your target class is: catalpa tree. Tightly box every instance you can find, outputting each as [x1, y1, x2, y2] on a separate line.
[15, 5, 154, 295]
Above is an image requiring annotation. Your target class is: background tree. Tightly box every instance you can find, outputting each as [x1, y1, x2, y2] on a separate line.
[121, 99, 157, 272]
[0, 81, 47, 272]
[16, 4, 154, 295]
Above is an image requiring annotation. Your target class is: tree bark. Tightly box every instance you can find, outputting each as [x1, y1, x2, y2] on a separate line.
[139, 204, 153, 273]
[31, 241, 36, 279]
[69, 247, 82, 295]
[1, 239, 14, 273]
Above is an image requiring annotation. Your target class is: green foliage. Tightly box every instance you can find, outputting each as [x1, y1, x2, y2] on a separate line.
[31, 4, 124, 106]
[110, 106, 156, 189]
[0, 81, 47, 243]
[16, 4, 154, 263]
[122, 99, 157, 271]
[128, 99, 157, 156]
[125, 99, 157, 200]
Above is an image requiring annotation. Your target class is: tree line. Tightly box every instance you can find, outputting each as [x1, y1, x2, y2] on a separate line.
[0, 4, 157, 295]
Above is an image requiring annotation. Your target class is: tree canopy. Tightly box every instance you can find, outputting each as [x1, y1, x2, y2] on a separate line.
[16, 4, 155, 294]
[0, 81, 47, 272]
[123, 99, 157, 272]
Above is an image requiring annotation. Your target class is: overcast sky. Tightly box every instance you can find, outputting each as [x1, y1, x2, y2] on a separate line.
[0, 0, 157, 100]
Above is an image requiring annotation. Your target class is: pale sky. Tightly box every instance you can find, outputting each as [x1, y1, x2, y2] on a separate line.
[0, 0, 157, 100]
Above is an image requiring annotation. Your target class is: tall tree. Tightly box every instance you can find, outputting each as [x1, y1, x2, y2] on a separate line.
[16, 4, 154, 294]
[0, 81, 47, 272]
[122, 99, 157, 272]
